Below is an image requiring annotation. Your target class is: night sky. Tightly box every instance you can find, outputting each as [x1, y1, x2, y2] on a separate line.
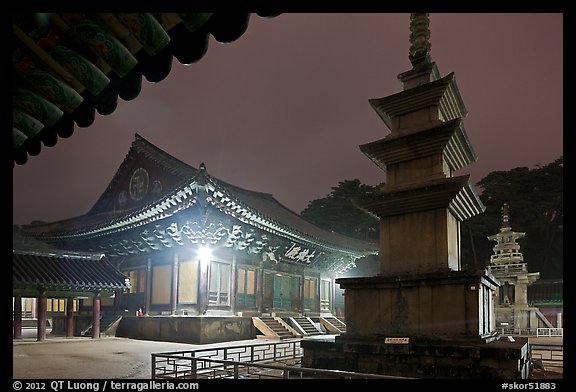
[12, 13, 563, 226]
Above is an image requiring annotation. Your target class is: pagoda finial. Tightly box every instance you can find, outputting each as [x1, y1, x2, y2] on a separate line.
[501, 203, 511, 230]
[409, 13, 431, 66]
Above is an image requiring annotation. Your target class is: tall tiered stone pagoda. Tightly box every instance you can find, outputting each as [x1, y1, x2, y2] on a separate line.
[488, 203, 552, 333]
[301, 13, 531, 379]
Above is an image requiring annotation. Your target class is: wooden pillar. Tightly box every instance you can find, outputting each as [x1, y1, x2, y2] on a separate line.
[171, 253, 179, 315]
[198, 254, 209, 315]
[13, 295, 22, 339]
[300, 273, 306, 315]
[256, 263, 264, 314]
[230, 255, 237, 315]
[92, 292, 101, 339]
[145, 258, 152, 316]
[113, 289, 121, 316]
[36, 293, 47, 341]
[331, 277, 336, 315]
[66, 298, 75, 337]
[314, 275, 322, 314]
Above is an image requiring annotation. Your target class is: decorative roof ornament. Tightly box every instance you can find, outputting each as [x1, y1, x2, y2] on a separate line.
[501, 202, 511, 231]
[409, 13, 431, 66]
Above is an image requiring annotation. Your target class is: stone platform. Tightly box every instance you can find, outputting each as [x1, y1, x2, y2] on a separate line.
[301, 335, 531, 379]
[115, 316, 256, 344]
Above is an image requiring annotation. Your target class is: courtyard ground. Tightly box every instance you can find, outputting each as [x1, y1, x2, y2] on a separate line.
[12, 328, 563, 380]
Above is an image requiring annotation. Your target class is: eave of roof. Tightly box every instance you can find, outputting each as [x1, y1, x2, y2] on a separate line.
[26, 169, 377, 256]
[359, 118, 478, 173]
[13, 250, 130, 293]
[22, 134, 377, 257]
[353, 174, 485, 221]
[13, 12, 280, 166]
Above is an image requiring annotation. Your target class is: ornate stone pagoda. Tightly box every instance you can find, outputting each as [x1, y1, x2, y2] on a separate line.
[301, 14, 531, 379]
[488, 203, 552, 333]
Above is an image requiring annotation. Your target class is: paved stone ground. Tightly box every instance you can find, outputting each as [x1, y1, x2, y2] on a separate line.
[12, 329, 563, 380]
[13, 328, 270, 379]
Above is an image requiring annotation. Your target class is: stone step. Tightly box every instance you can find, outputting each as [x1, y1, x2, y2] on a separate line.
[257, 318, 296, 339]
[292, 317, 322, 335]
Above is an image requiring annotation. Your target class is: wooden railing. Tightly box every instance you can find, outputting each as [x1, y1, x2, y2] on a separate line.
[498, 327, 563, 336]
[153, 356, 408, 379]
[152, 339, 301, 379]
[531, 344, 563, 370]
[151, 338, 408, 379]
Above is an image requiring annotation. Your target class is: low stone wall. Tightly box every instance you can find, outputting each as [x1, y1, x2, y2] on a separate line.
[115, 316, 257, 344]
[21, 318, 52, 328]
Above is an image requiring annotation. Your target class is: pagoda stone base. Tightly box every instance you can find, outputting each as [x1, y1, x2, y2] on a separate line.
[307, 270, 531, 378]
[336, 270, 500, 338]
[301, 335, 531, 379]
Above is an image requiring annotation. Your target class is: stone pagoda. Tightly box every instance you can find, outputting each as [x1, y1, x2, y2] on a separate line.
[488, 203, 551, 333]
[301, 14, 531, 379]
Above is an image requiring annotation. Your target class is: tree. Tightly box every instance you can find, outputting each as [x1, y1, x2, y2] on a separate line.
[300, 179, 379, 241]
[461, 157, 563, 278]
[301, 157, 563, 280]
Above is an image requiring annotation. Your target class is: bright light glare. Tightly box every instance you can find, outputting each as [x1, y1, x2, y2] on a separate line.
[198, 246, 212, 262]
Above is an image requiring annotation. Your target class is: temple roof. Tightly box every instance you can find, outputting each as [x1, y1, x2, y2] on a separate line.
[13, 12, 280, 166]
[528, 279, 563, 307]
[13, 250, 130, 296]
[22, 133, 377, 262]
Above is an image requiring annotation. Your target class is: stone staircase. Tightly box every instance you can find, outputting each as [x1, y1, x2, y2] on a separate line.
[290, 317, 323, 336]
[319, 316, 346, 334]
[252, 317, 301, 339]
[81, 314, 122, 337]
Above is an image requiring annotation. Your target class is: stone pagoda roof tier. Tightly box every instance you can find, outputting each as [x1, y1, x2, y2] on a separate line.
[359, 117, 477, 173]
[487, 203, 528, 267]
[368, 72, 467, 134]
[353, 175, 485, 221]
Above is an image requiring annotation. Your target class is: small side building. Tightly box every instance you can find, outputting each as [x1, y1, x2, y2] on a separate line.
[528, 278, 563, 329]
[13, 250, 130, 340]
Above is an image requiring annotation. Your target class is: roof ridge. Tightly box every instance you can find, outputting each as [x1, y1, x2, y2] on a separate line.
[86, 133, 198, 216]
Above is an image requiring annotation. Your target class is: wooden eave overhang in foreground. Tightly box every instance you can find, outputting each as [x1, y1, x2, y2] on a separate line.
[13, 12, 280, 166]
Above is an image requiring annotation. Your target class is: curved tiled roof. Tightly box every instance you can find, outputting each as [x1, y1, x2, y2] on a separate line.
[13, 250, 130, 293]
[528, 279, 563, 306]
[13, 12, 280, 166]
[23, 133, 378, 257]
[209, 175, 377, 254]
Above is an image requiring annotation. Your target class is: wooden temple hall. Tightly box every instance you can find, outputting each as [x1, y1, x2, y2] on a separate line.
[15, 134, 377, 342]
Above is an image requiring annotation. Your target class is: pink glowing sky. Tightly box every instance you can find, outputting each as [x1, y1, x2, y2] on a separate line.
[13, 13, 563, 225]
